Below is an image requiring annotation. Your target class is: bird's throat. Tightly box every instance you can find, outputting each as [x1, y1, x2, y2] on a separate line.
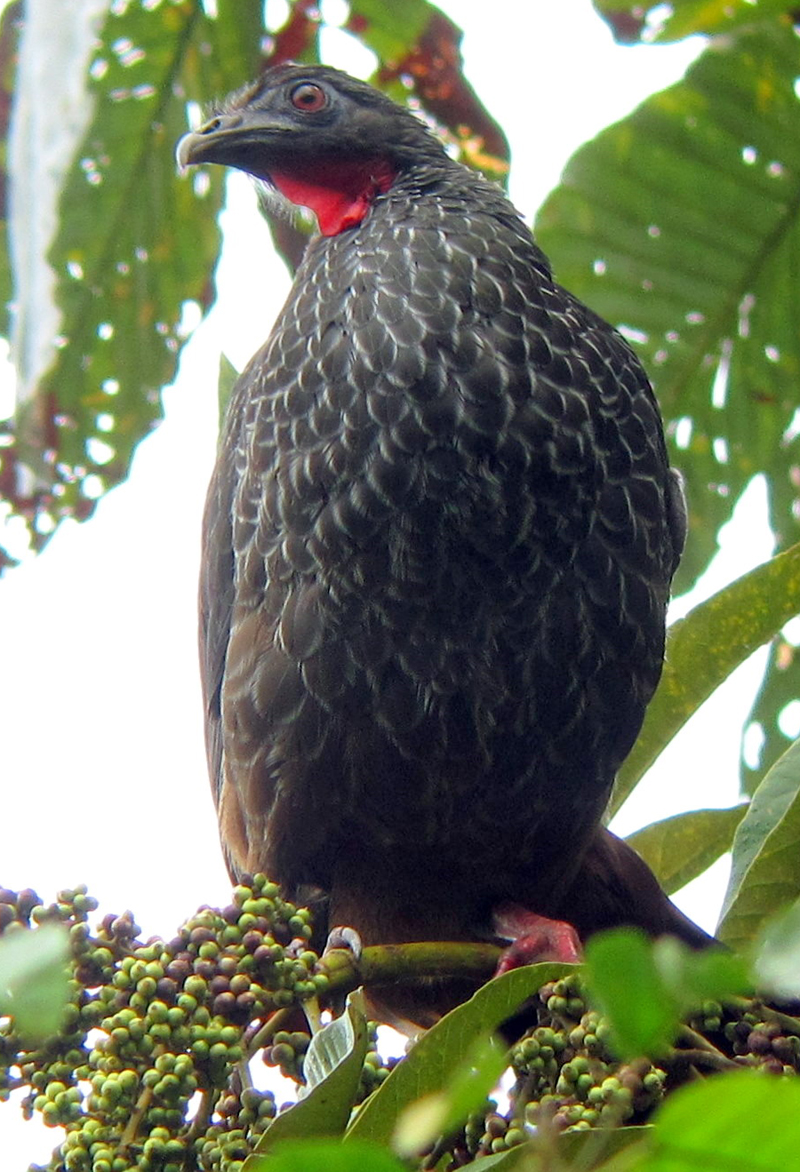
[269, 157, 396, 236]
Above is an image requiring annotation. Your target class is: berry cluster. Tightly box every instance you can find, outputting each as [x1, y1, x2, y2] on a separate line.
[0, 879, 321, 1171]
[2, 885, 799, 1171]
[448, 972, 800, 1167]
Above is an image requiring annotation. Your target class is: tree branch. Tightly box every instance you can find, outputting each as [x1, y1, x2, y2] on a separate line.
[318, 941, 502, 996]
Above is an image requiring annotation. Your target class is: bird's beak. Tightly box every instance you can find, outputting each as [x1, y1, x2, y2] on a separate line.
[176, 113, 244, 172]
[176, 110, 289, 179]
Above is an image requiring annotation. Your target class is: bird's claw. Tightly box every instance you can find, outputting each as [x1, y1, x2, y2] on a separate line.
[492, 903, 582, 974]
[324, 925, 363, 960]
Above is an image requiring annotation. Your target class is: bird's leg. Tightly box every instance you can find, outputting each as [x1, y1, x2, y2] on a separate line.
[492, 903, 582, 974]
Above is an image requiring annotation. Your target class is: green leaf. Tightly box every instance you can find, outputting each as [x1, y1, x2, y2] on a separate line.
[346, 962, 574, 1147]
[719, 735, 800, 950]
[0, 922, 70, 1040]
[593, 0, 792, 44]
[613, 541, 800, 813]
[466, 1150, 527, 1171]
[556, 1125, 653, 1170]
[3, 0, 508, 552]
[584, 930, 680, 1059]
[248, 994, 369, 1157]
[653, 935, 751, 1005]
[623, 1069, 800, 1170]
[470, 1128, 655, 1172]
[393, 1034, 507, 1158]
[245, 1138, 406, 1172]
[585, 929, 749, 1061]
[536, 24, 800, 593]
[754, 896, 800, 999]
[303, 992, 369, 1093]
[625, 805, 747, 894]
[348, 0, 433, 63]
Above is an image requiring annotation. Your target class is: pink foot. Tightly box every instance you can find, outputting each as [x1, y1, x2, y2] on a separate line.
[492, 903, 582, 974]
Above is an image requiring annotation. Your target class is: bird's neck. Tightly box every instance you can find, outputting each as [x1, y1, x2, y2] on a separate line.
[269, 157, 397, 236]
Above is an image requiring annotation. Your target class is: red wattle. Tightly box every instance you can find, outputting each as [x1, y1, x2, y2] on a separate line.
[269, 158, 396, 236]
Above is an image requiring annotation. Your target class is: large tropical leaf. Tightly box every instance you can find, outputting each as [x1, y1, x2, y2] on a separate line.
[536, 18, 800, 594]
[538, 15, 800, 798]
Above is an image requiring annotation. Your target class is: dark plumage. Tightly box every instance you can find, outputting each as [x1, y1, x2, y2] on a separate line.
[178, 65, 705, 1007]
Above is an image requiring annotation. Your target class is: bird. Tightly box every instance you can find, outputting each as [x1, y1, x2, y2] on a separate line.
[177, 64, 709, 1018]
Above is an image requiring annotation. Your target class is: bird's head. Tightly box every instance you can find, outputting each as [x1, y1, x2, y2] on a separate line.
[176, 64, 448, 235]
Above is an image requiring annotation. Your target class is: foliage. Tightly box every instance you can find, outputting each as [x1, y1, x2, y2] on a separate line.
[3, 0, 800, 1164]
[0, 921, 70, 1041]
[0, 0, 796, 801]
[0, 0, 506, 565]
[593, 0, 794, 44]
[719, 734, 800, 951]
[625, 805, 747, 895]
[2, 882, 800, 1172]
[538, 4, 800, 790]
[0, 0, 796, 802]
[0, 0, 263, 563]
[583, 929, 750, 1059]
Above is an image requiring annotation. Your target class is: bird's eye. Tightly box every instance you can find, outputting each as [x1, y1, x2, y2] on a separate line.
[290, 83, 327, 112]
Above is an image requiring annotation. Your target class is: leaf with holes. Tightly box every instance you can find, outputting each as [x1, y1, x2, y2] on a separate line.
[741, 633, 800, 797]
[4, 0, 263, 550]
[536, 22, 800, 593]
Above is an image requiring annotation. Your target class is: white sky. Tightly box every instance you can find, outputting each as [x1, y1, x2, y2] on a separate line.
[0, 1, 774, 1161]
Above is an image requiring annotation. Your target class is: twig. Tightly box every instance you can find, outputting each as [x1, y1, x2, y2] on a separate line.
[677, 1025, 727, 1054]
[727, 995, 800, 1034]
[186, 1088, 217, 1144]
[664, 1047, 738, 1073]
[119, 1081, 155, 1149]
[245, 1005, 295, 1060]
